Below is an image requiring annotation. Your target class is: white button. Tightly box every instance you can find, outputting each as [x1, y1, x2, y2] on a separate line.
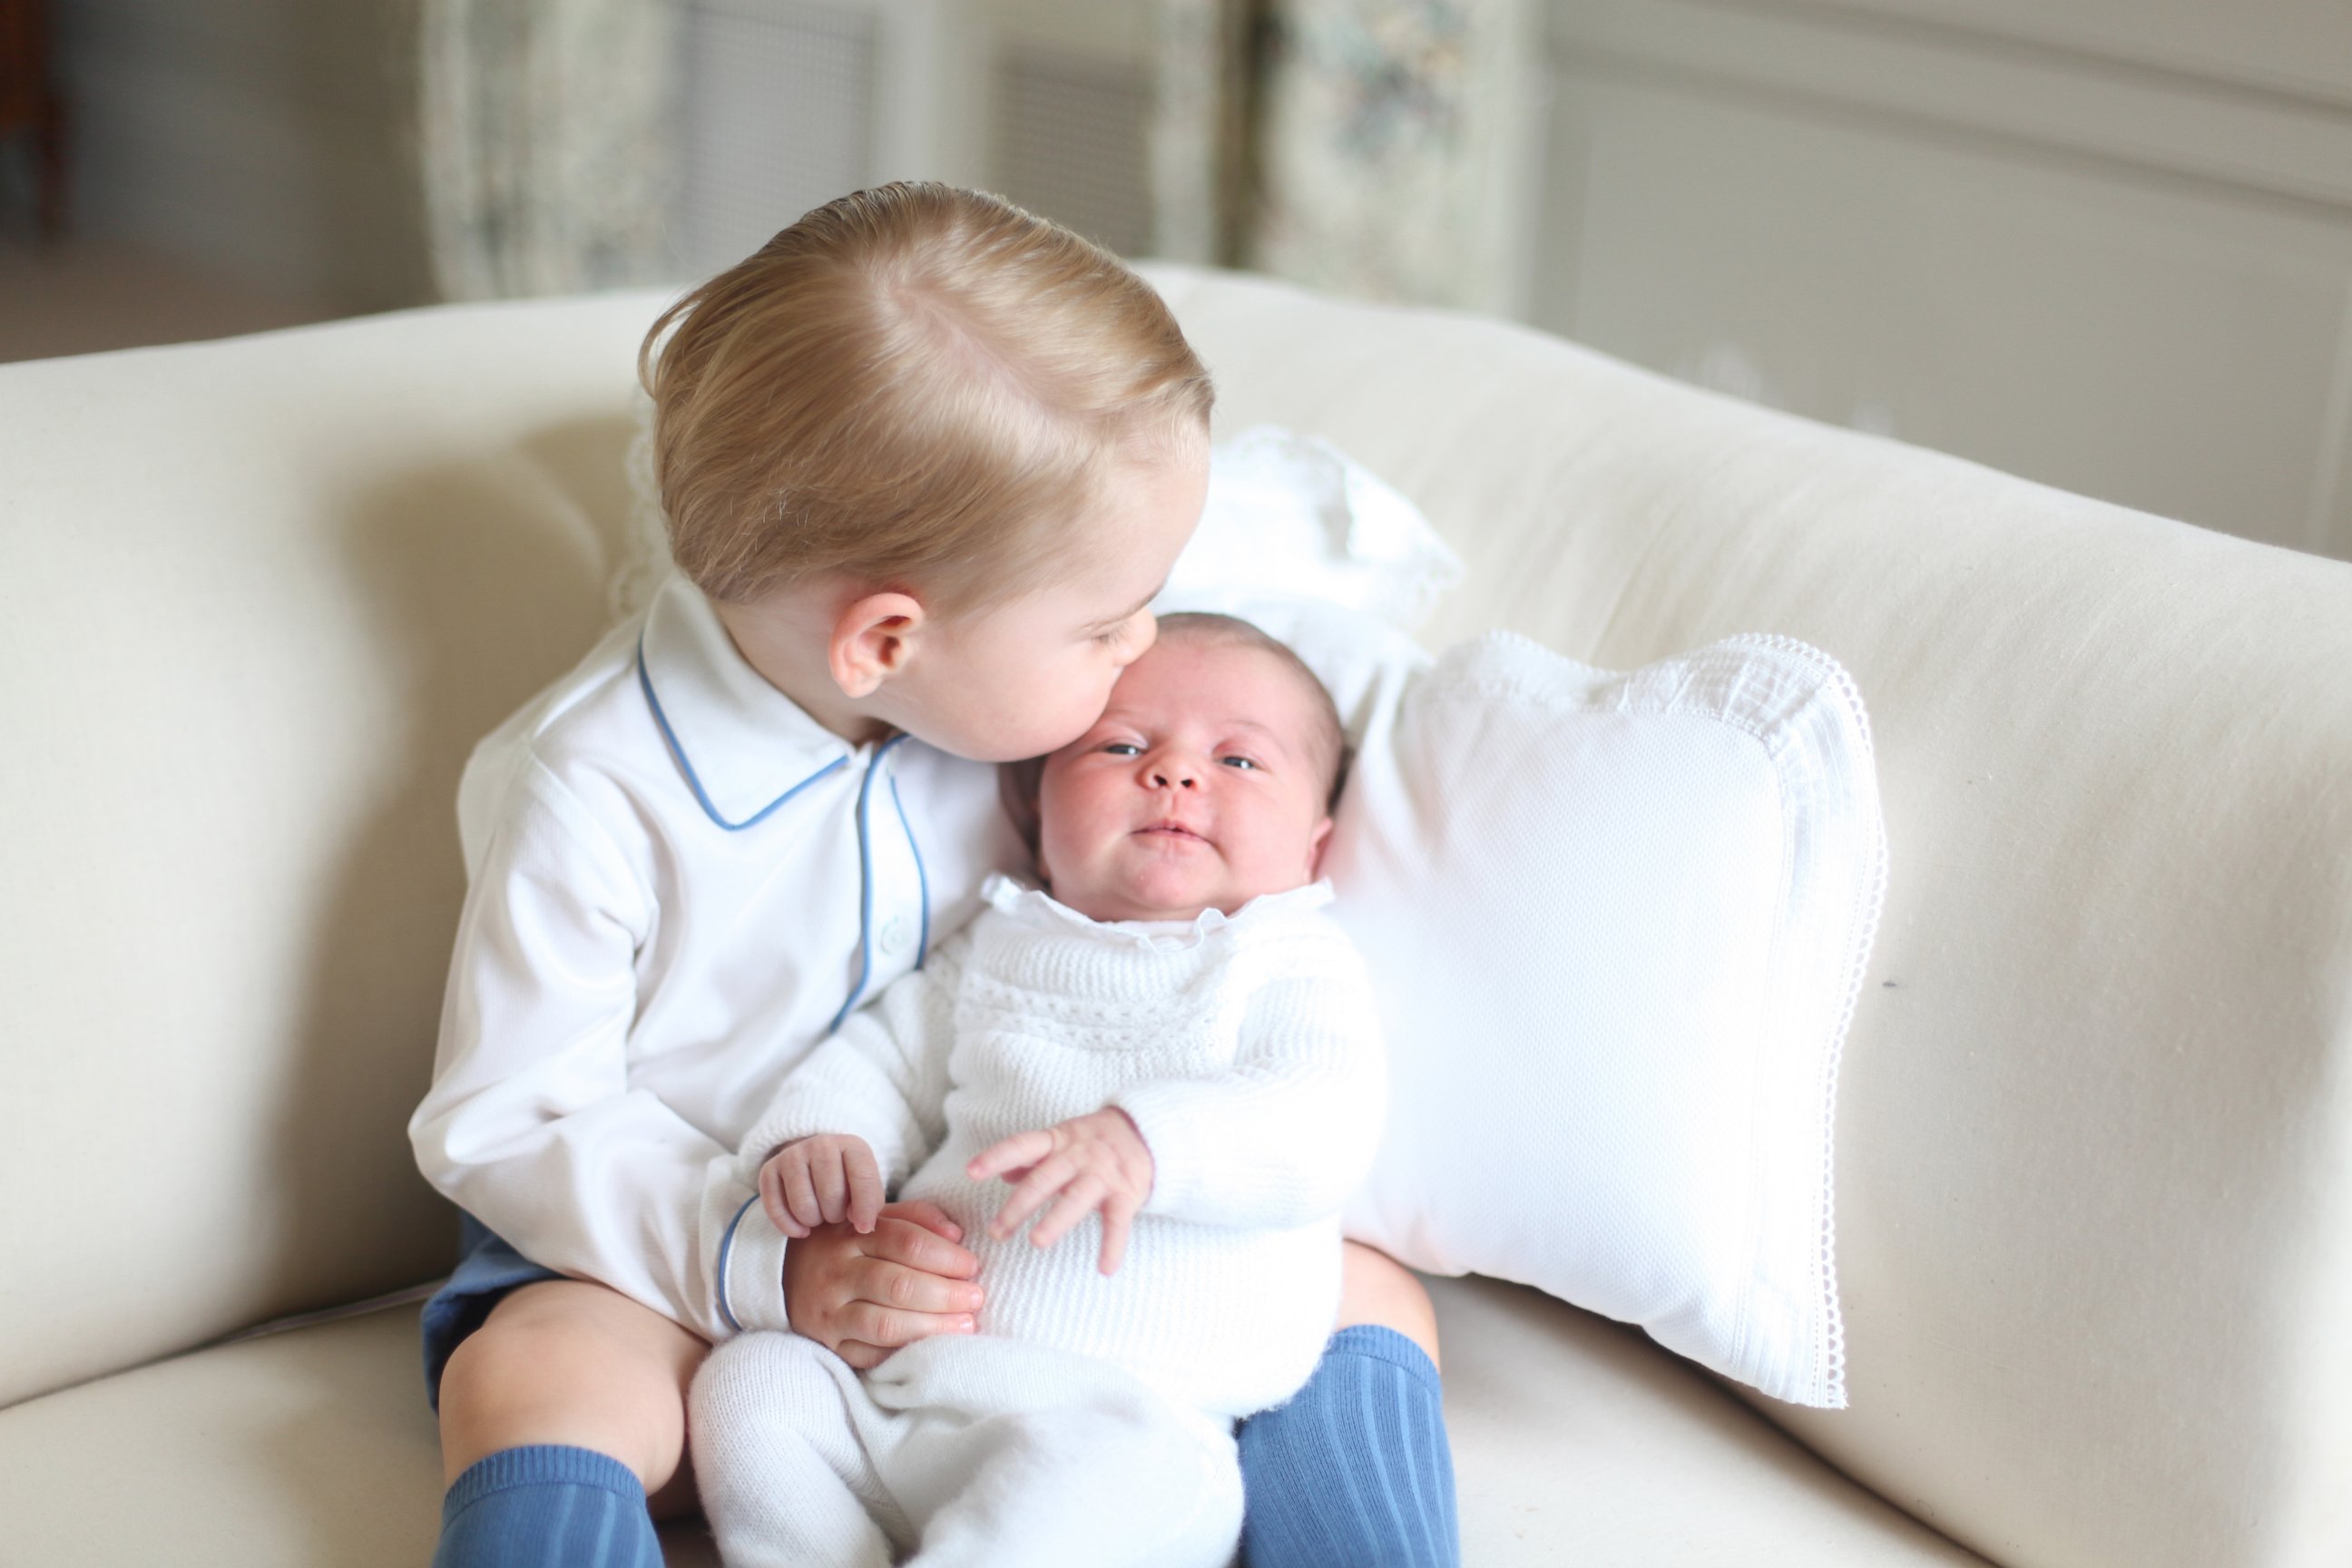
[877, 916, 910, 957]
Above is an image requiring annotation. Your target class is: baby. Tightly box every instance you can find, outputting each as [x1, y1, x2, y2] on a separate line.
[689, 612, 1385, 1568]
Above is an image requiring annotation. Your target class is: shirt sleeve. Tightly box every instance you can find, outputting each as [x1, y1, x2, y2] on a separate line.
[736, 944, 964, 1192]
[1112, 930, 1387, 1230]
[407, 759, 794, 1342]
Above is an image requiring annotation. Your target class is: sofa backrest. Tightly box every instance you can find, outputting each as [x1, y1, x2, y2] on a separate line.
[0, 295, 657, 1405]
[4, 267, 2349, 1568]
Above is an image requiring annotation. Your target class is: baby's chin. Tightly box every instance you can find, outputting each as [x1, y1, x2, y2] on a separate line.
[1051, 865, 1308, 926]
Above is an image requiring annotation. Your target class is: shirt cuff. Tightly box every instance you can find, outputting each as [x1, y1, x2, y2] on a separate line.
[717, 1195, 794, 1336]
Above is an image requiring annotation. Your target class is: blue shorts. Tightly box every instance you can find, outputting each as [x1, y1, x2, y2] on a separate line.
[418, 1213, 564, 1410]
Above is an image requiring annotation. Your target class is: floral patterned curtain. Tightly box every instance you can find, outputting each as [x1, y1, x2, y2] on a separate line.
[418, 0, 678, 299]
[1152, 0, 1536, 314]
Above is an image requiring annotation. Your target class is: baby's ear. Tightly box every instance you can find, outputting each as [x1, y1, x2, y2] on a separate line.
[1305, 815, 1335, 877]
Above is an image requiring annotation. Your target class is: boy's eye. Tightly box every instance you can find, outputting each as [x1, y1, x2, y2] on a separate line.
[1102, 742, 1142, 757]
[1095, 622, 1130, 646]
[1219, 755, 1259, 771]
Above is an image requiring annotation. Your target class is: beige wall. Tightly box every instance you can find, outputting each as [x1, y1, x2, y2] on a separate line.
[979, 0, 1149, 62]
[56, 0, 434, 312]
[1530, 0, 2352, 563]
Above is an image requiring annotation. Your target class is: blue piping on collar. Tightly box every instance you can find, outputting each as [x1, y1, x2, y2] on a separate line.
[637, 635, 846, 831]
[826, 733, 913, 1034]
[635, 636, 929, 1035]
[887, 771, 931, 971]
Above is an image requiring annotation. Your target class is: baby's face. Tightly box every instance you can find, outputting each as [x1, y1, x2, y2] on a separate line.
[1036, 637, 1336, 924]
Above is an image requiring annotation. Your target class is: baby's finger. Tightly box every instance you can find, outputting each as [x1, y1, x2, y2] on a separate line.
[759, 1161, 809, 1239]
[781, 1155, 825, 1232]
[811, 1152, 849, 1226]
[988, 1153, 1078, 1240]
[967, 1129, 1054, 1183]
[771, 1171, 818, 1231]
[844, 1143, 884, 1234]
[1027, 1174, 1108, 1252]
[1098, 1196, 1136, 1276]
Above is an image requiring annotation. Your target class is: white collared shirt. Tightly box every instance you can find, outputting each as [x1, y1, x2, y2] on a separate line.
[408, 575, 1025, 1340]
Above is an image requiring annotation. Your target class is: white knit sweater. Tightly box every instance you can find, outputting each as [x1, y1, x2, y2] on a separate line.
[740, 874, 1386, 1418]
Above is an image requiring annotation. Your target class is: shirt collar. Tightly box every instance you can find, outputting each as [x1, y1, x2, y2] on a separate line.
[638, 574, 858, 828]
[981, 871, 1336, 948]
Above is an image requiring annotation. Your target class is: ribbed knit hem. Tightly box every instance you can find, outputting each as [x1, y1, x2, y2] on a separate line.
[1325, 1324, 1442, 1390]
[442, 1444, 646, 1522]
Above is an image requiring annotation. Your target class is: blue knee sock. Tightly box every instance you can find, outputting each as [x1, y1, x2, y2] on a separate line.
[1237, 1325, 1461, 1568]
[433, 1446, 664, 1568]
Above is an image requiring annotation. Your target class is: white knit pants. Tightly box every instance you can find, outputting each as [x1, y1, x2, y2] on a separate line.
[691, 1331, 1244, 1568]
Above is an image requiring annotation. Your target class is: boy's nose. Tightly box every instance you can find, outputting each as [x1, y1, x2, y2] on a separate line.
[1146, 760, 1199, 790]
[1116, 611, 1160, 668]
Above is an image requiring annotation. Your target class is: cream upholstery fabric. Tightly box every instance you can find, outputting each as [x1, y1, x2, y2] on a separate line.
[0, 1281, 1976, 1567]
[0, 1304, 720, 1566]
[4, 267, 2348, 1565]
[0, 299, 652, 1406]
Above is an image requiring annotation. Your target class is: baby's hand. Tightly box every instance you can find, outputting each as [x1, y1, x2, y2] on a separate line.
[966, 1108, 1154, 1276]
[760, 1133, 884, 1239]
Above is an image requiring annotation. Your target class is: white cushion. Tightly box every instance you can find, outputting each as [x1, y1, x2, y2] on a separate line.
[1162, 431, 1877, 1406]
[1326, 630, 1882, 1407]
[1167, 424, 1464, 632]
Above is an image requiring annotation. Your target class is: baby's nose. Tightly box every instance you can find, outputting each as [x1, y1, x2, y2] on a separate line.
[1148, 760, 1200, 790]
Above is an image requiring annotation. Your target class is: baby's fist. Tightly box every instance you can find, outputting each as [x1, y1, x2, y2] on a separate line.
[760, 1133, 884, 1239]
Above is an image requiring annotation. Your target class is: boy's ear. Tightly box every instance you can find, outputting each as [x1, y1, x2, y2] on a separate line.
[1304, 815, 1335, 878]
[828, 592, 928, 700]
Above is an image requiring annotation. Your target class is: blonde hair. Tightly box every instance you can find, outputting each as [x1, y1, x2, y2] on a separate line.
[640, 183, 1214, 611]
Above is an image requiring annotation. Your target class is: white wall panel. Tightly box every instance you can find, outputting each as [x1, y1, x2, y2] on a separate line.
[1537, 0, 2352, 563]
[1814, 0, 2352, 104]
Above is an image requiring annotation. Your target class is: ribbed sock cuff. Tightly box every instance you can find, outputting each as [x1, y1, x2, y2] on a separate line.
[1327, 1323, 1443, 1392]
[442, 1444, 647, 1523]
[435, 1446, 662, 1568]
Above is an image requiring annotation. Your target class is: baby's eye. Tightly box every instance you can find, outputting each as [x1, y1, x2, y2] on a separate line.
[1095, 622, 1130, 646]
[1102, 742, 1142, 757]
[1218, 755, 1259, 771]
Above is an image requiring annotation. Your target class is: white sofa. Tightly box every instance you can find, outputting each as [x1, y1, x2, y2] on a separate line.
[4, 264, 2348, 1568]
